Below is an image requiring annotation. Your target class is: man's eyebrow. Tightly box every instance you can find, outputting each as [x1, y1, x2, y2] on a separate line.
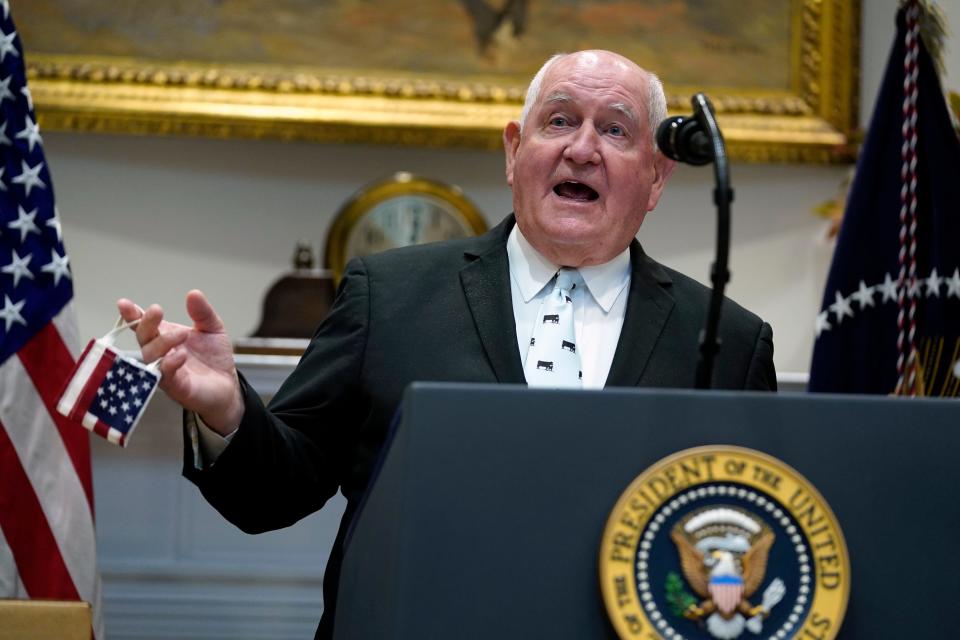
[543, 91, 573, 106]
[542, 92, 638, 123]
[609, 102, 638, 123]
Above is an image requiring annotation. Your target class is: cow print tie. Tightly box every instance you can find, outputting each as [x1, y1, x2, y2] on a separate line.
[524, 268, 582, 388]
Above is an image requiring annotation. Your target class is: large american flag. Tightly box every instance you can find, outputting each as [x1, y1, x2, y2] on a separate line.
[0, 2, 104, 636]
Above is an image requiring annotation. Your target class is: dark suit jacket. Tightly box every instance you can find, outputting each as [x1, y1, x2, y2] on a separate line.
[183, 214, 775, 638]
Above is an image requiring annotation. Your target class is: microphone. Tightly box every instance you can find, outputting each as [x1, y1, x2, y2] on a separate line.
[657, 93, 732, 389]
[656, 115, 713, 165]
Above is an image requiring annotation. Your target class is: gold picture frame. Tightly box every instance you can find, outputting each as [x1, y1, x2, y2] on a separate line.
[21, 0, 858, 163]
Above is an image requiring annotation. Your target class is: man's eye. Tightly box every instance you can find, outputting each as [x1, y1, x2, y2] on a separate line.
[607, 124, 625, 137]
[549, 116, 568, 127]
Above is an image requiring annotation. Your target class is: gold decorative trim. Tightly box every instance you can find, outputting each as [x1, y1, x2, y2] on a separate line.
[27, 1, 859, 164]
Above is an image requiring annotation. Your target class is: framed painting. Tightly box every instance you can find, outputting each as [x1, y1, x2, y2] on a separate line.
[17, 0, 859, 163]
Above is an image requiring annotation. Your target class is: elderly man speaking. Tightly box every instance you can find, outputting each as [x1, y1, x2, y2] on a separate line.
[118, 50, 774, 638]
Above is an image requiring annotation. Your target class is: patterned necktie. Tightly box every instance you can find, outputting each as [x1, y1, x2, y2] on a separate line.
[524, 268, 582, 388]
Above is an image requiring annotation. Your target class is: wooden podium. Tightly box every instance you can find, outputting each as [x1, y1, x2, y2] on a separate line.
[0, 599, 91, 640]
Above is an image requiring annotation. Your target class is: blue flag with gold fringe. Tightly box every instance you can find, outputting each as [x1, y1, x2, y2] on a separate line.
[809, 2, 960, 396]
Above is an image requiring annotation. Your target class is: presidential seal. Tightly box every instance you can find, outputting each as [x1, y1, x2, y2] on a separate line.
[599, 446, 849, 640]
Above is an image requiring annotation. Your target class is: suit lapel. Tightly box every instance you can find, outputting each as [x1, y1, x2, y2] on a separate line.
[460, 215, 526, 384]
[605, 241, 675, 387]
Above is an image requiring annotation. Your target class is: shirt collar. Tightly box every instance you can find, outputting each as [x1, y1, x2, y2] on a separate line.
[507, 224, 631, 312]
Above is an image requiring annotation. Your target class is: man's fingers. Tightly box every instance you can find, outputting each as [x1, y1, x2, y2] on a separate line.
[186, 289, 226, 334]
[140, 325, 189, 363]
[131, 304, 165, 348]
[157, 347, 188, 387]
[116, 298, 143, 324]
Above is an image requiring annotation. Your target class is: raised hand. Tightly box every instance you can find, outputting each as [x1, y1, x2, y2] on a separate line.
[117, 290, 244, 435]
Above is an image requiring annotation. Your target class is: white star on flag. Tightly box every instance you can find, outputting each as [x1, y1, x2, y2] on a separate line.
[879, 273, 899, 303]
[20, 85, 31, 111]
[0, 29, 17, 63]
[0, 0, 9, 21]
[2, 248, 33, 286]
[925, 268, 942, 297]
[46, 206, 62, 241]
[907, 278, 921, 298]
[7, 205, 39, 242]
[946, 268, 960, 299]
[15, 115, 41, 153]
[0, 167, 7, 191]
[850, 280, 875, 309]
[829, 291, 854, 324]
[41, 248, 70, 285]
[0, 74, 14, 103]
[0, 121, 11, 147]
[11, 159, 45, 196]
[815, 310, 832, 338]
[0, 293, 26, 331]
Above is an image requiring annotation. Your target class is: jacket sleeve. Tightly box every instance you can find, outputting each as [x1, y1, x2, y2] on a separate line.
[744, 321, 777, 391]
[181, 259, 371, 534]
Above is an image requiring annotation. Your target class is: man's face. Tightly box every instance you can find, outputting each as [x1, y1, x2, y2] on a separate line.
[504, 51, 673, 267]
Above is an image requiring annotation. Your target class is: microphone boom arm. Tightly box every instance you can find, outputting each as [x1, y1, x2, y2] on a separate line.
[656, 93, 732, 389]
[690, 93, 732, 390]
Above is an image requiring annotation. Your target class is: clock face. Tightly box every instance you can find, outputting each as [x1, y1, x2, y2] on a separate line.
[344, 194, 475, 259]
[325, 173, 487, 282]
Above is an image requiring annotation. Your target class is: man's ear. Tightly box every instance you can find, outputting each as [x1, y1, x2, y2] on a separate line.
[646, 152, 676, 212]
[503, 121, 522, 187]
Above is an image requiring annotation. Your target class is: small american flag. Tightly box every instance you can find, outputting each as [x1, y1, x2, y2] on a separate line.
[57, 337, 161, 447]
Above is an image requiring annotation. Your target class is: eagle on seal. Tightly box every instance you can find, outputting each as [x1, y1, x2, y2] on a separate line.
[671, 512, 782, 639]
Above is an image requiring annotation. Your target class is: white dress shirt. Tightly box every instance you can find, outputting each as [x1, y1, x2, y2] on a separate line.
[507, 225, 631, 389]
[195, 224, 633, 463]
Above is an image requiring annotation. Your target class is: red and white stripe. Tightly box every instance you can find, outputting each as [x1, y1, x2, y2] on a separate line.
[0, 303, 104, 638]
[57, 339, 130, 446]
[897, 0, 921, 395]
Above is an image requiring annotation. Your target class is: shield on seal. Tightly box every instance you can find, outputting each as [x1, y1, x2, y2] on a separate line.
[709, 575, 744, 616]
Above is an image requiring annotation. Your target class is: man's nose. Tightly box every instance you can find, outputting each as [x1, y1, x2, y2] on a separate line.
[563, 125, 602, 165]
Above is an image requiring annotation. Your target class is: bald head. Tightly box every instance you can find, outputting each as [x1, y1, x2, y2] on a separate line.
[519, 50, 667, 149]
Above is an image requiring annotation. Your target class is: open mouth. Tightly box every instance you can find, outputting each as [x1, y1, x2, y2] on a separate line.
[553, 181, 599, 202]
